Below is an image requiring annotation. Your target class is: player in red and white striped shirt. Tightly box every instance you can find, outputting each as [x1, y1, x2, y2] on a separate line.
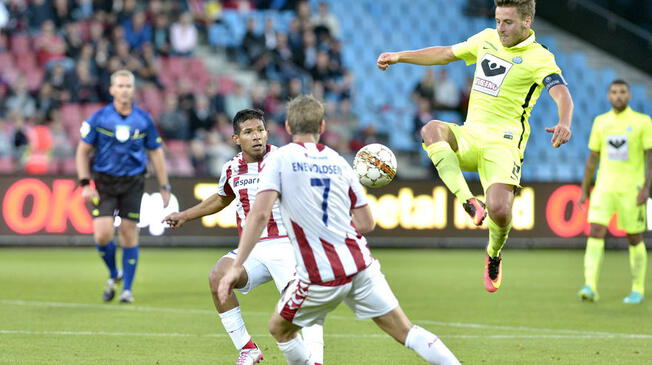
[219, 97, 460, 365]
[164, 109, 323, 365]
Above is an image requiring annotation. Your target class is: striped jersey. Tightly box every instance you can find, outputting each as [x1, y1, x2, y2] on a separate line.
[258, 142, 372, 285]
[217, 145, 287, 240]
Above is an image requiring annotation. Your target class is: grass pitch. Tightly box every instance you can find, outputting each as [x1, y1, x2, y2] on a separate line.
[1, 247, 651, 364]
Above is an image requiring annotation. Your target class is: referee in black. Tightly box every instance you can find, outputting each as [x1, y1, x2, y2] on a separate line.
[76, 69, 171, 303]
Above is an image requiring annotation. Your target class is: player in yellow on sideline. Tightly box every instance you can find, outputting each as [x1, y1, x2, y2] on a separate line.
[376, 0, 573, 293]
[578, 79, 652, 304]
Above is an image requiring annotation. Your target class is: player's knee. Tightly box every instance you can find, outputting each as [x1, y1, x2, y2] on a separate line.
[208, 265, 225, 292]
[94, 231, 113, 245]
[420, 120, 446, 144]
[488, 202, 510, 225]
[268, 317, 293, 342]
[589, 224, 607, 238]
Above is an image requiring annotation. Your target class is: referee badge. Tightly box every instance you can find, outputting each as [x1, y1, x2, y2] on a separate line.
[512, 56, 523, 64]
[80, 121, 91, 138]
[115, 125, 131, 142]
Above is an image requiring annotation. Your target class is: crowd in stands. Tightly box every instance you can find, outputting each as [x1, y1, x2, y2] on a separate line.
[0, 0, 366, 177]
[410, 68, 472, 140]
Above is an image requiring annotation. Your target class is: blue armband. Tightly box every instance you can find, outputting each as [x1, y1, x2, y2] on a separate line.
[543, 73, 567, 90]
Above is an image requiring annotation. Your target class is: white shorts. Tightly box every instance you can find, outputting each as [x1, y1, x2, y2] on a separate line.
[224, 237, 296, 295]
[276, 260, 399, 327]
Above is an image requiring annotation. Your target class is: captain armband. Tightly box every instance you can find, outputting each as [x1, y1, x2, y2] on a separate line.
[543, 73, 567, 91]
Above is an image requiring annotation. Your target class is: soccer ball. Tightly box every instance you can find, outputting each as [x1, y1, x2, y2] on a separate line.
[353, 143, 397, 188]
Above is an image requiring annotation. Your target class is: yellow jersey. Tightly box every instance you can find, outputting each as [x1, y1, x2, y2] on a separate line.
[452, 28, 564, 156]
[588, 107, 652, 192]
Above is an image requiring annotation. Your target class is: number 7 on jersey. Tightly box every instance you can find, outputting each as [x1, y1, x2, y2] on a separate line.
[310, 178, 331, 225]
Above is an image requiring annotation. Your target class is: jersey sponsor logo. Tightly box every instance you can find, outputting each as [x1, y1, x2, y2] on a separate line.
[233, 177, 259, 188]
[606, 135, 629, 161]
[512, 56, 523, 64]
[473, 54, 513, 97]
[80, 121, 91, 138]
[115, 125, 131, 143]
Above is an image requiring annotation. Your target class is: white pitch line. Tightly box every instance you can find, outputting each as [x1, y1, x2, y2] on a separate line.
[2, 299, 651, 339]
[1, 329, 651, 340]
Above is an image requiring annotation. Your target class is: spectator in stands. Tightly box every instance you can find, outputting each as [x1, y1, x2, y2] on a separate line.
[263, 79, 284, 119]
[27, 0, 52, 31]
[63, 22, 84, 60]
[117, 0, 137, 24]
[46, 61, 71, 102]
[223, 0, 255, 12]
[52, 0, 74, 28]
[310, 50, 332, 85]
[0, 118, 12, 158]
[123, 11, 152, 51]
[151, 13, 171, 56]
[4, 76, 36, 119]
[433, 69, 461, 111]
[76, 0, 94, 20]
[242, 17, 266, 66]
[299, 30, 318, 71]
[263, 17, 277, 50]
[10, 110, 28, 164]
[49, 109, 75, 172]
[412, 69, 436, 105]
[225, 82, 253, 119]
[170, 12, 197, 56]
[287, 17, 303, 52]
[205, 79, 226, 117]
[160, 93, 190, 141]
[114, 39, 141, 72]
[88, 20, 105, 47]
[311, 1, 340, 40]
[204, 131, 236, 176]
[69, 62, 100, 103]
[77, 44, 97, 75]
[34, 82, 59, 121]
[295, 1, 312, 29]
[34, 20, 67, 67]
[413, 97, 435, 139]
[138, 43, 163, 88]
[190, 94, 215, 138]
[177, 77, 196, 118]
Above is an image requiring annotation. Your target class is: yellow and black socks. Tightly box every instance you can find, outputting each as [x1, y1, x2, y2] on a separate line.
[423, 141, 472, 203]
[487, 217, 511, 258]
[584, 237, 605, 291]
[629, 241, 647, 294]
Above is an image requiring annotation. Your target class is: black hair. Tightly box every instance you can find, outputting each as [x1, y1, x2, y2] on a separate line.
[232, 109, 265, 134]
[609, 79, 630, 90]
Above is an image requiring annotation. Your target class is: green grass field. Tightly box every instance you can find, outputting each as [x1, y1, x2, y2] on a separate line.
[1, 247, 651, 364]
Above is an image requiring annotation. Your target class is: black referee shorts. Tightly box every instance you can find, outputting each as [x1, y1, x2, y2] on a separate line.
[91, 172, 145, 221]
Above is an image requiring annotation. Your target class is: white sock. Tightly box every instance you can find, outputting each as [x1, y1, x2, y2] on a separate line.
[405, 325, 460, 365]
[218, 306, 251, 350]
[301, 324, 324, 364]
[277, 336, 310, 365]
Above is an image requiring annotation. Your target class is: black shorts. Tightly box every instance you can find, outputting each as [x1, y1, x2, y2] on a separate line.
[91, 172, 145, 221]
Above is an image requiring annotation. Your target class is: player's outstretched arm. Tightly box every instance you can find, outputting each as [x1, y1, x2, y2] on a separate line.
[637, 149, 652, 205]
[163, 193, 234, 228]
[578, 150, 599, 208]
[545, 85, 574, 148]
[148, 147, 172, 207]
[376, 46, 459, 71]
[352, 205, 375, 233]
[75, 141, 99, 203]
[218, 190, 278, 304]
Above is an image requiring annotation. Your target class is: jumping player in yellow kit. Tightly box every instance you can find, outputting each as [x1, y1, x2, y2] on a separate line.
[376, 0, 573, 292]
[578, 79, 652, 304]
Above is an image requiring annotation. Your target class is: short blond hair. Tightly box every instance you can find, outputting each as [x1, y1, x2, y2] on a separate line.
[495, 0, 536, 19]
[286, 95, 324, 135]
[110, 69, 135, 86]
